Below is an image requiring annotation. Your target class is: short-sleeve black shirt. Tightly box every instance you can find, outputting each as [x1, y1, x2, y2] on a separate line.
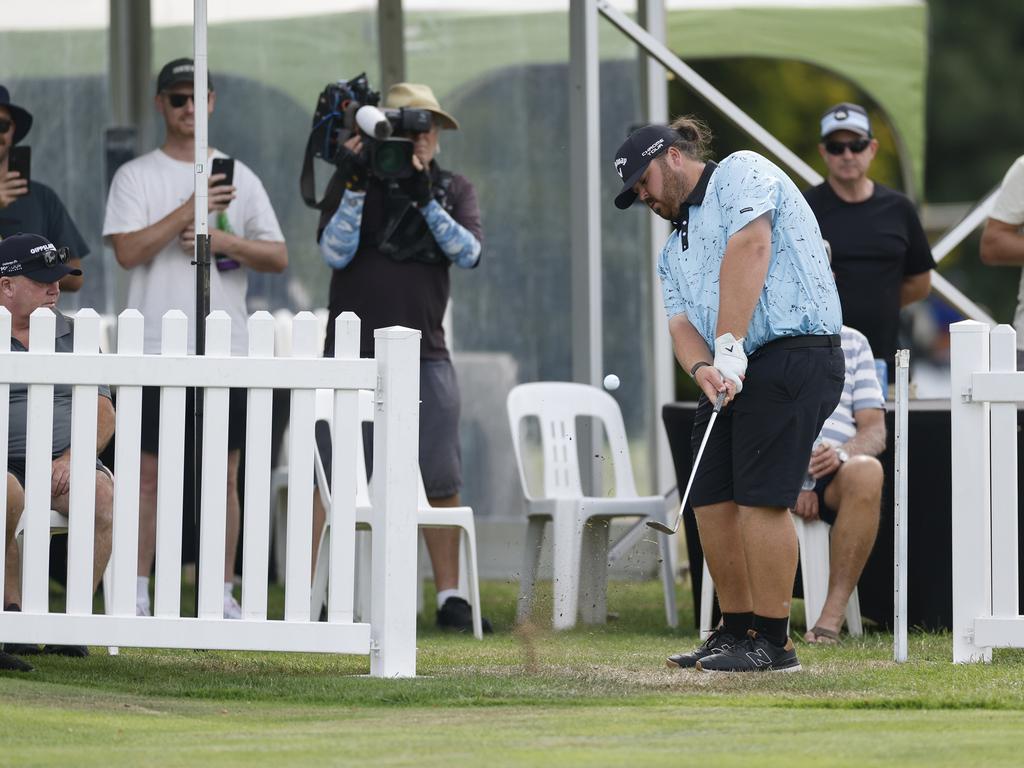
[804, 181, 934, 367]
[0, 181, 89, 259]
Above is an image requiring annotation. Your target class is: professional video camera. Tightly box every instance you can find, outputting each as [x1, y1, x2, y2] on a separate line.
[300, 73, 434, 209]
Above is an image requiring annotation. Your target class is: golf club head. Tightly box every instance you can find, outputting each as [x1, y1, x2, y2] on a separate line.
[646, 520, 678, 535]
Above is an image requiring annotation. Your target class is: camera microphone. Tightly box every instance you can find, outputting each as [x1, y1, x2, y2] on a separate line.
[355, 105, 393, 140]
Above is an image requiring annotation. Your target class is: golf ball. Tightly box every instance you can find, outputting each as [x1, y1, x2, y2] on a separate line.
[603, 374, 620, 391]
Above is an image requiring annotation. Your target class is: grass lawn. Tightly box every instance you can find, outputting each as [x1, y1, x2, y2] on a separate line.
[2, 579, 1023, 767]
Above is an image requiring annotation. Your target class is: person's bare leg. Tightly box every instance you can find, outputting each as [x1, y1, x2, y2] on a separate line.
[694, 501, 752, 613]
[423, 494, 460, 592]
[737, 504, 797, 619]
[311, 490, 326, 580]
[807, 457, 882, 638]
[4, 474, 24, 608]
[224, 450, 241, 583]
[91, 471, 114, 593]
[138, 452, 159, 578]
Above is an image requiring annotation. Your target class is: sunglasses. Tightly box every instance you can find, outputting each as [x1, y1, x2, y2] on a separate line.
[165, 92, 200, 108]
[824, 138, 871, 156]
[0, 118, 12, 134]
[0, 246, 72, 277]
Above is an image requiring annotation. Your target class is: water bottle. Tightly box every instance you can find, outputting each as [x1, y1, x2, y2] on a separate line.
[802, 436, 823, 491]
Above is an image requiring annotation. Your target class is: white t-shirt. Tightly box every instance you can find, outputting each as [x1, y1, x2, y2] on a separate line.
[102, 148, 284, 355]
[989, 155, 1024, 348]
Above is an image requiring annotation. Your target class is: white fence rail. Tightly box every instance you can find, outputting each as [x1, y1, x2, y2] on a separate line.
[950, 320, 1020, 664]
[0, 308, 421, 677]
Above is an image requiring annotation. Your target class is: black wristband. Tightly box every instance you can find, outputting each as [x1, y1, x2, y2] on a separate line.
[690, 361, 712, 378]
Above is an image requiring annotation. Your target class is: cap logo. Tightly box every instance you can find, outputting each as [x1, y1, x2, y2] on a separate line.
[834, 109, 849, 121]
[0, 260, 22, 275]
[641, 138, 666, 157]
[173, 64, 194, 75]
[29, 243, 56, 255]
[614, 157, 627, 178]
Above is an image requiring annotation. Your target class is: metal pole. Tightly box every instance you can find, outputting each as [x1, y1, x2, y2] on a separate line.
[893, 348, 910, 662]
[193, 0, 211, 617]
[377, 0, 406, 93]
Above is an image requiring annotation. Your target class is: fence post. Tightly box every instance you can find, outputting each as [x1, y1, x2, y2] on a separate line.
[989, 325, 1018, 619]
[242, 311, 275, 620]
[893, 349, 910, 663]
[66, 309, 101, 616]
[21, 308, 56, 614]
[110, 310, 145, 616]
[370, 326, 420, 678]
[154, 311, 188, 618]
[950, 319, 992, 663]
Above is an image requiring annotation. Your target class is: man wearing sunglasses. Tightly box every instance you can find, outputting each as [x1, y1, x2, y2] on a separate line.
[804, 103, 934, 383]
[0, 85, 89, 294]
[102, 58, 287, 620]
[0, 233, 115, 669]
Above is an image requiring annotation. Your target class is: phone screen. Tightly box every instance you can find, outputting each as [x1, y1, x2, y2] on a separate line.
[211, 157, 234, 187]
[8, 145, 30, 185]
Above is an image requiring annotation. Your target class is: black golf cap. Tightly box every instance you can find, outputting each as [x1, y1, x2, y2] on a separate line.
[613, 124, 678, 209]
[156, 58, 214, 94]
[0, 233, 82, 283]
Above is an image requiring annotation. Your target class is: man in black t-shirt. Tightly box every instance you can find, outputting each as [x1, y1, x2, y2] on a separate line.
[804, 103, 934, 378]
[0, 85, 89, 294]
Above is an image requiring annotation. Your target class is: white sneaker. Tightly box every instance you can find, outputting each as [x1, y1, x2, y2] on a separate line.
[136, 600, 151, 617]
[223, 592, 242, 620]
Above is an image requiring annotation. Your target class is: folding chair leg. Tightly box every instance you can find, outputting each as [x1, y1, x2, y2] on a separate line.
[845, 586, 863, 637]
[310, 526, 330, 621]
[578, 517, 609, 625]
[699, 560, 714, 637]
[658, 532, 679, 628]
[461, 523, 484, 640]
[517, 517, 545, 624]
[551, 511, 583, 630]
[354, 531, 372, 623]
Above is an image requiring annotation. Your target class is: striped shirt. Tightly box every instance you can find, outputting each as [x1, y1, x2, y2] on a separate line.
[818, 325, 885, 449]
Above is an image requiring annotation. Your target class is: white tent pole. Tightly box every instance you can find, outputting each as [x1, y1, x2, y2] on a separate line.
[194, 0, 209, 241]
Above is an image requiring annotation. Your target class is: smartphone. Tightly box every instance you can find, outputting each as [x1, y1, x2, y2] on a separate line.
[7, 145, 30, 185]
[211, 156, 234, 187]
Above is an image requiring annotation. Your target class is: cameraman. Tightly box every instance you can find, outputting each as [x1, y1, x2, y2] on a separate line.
[316, 83, 486, 633]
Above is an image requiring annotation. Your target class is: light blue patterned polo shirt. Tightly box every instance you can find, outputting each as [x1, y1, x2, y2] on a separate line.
[657, 150, 842, 355]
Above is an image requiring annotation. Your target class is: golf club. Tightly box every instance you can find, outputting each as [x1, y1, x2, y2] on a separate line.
[647, 390, 727, 535]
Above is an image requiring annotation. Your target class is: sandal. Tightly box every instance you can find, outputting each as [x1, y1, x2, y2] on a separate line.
[805, 625, 840, 645]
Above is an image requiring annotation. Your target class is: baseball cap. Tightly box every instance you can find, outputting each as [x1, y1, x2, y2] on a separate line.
[156, 58, 215, 94]
[612, 124, 678, 209]
[384, 83, 459, 130]
[820, 102, 871, 139]
[0, 233, 82, 283]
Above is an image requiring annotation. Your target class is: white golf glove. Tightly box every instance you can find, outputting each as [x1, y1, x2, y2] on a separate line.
[714, 332, 748, 393]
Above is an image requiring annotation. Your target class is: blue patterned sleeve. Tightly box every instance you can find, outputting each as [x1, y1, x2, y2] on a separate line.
[319, 189, 366, 270]
[419, 199, 482, 268]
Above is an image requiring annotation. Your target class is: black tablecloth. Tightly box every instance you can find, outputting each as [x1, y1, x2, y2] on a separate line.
[663, 401, 1024, 632]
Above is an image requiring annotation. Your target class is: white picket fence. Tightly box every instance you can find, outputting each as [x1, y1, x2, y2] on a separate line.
[950, 320, 1021, 664]
[0, 307, 421, 678]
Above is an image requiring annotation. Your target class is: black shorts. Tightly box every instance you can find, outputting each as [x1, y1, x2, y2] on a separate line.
[688, 335, 844, 510]
[140, 386, 248, 455]
[808, 472, 840, 525]
[8, 456, 108, 489]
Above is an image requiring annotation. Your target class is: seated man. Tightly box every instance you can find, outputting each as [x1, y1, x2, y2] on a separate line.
[0, 234, 114, 668]
[793, 322, 886, 643]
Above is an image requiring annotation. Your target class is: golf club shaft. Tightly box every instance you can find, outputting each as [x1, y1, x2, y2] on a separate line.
[663, 390, 726, 533]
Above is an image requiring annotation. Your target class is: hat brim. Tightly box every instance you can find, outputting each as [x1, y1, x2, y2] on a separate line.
[614, 162, 651, 210]
[7, 105, 33, 145]
[428, 108, 459, 131]
[25, 264, 82, 283]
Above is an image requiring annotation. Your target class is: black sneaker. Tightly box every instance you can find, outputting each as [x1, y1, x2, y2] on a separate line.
[436, 597, 493, 634]
[696, 630, 802, 673]
[0, 650, 33, 672]
[666, 627, 741, 669]
[43, 645, 89, 657]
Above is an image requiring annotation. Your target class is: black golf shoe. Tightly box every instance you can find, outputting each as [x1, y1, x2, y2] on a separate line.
[0, 650, 33, 673]
[696, 630, 802, 673]
[666, 627, 741, 669]
[436, 597, 493, 634]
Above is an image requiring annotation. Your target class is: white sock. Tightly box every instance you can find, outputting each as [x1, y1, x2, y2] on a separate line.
[224, 582, 235, 599]
[436, 588, 463, 610]
[136, 576, 150, 606]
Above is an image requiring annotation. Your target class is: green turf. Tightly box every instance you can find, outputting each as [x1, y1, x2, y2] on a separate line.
[2, 579, 1023, 766]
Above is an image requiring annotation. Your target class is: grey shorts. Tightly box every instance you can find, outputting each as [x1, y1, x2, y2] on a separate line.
[318, 358, 463, 500]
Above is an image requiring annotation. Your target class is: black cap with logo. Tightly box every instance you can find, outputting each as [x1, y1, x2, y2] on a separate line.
[612, 124, 678, 209]
[0, 233, 82, 283]
[156, 58, 215, 94]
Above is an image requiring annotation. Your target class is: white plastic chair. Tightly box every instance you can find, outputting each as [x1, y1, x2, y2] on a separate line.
[14, 509, 118, 655]
[310, 389, 484, 639]
[698, 514, 862, 638]
[506, 382, 679, 631]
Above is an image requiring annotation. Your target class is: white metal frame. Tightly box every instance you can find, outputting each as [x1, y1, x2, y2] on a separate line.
[950, 320, 1020, 664]
[0, 308, 421, 677]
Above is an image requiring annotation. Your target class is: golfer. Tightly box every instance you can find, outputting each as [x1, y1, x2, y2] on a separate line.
[614, 117, 843, 672]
